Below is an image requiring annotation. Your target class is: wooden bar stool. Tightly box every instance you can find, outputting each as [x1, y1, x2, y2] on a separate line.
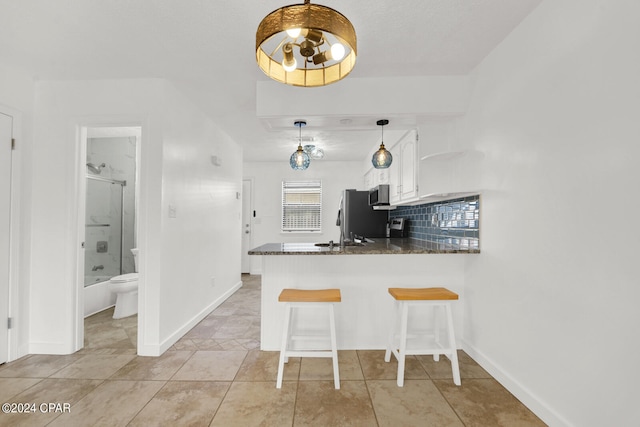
[276, 288, 341, 389]
[385, 287, 461, 387]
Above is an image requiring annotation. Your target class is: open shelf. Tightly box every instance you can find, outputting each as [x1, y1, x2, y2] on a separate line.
[420, 151, 465, 161]
[418, 191, 482, 203]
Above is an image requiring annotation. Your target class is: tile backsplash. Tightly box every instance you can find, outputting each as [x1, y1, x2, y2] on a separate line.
[389, 195, 480, 250]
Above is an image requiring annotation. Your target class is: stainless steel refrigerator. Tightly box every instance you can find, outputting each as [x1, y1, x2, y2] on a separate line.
[338, 189, 388, 240]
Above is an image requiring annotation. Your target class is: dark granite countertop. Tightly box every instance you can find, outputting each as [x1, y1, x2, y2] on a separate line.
[248, 238, 480, 255]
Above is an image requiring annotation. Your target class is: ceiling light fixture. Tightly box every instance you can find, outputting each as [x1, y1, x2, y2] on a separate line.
[304, 144, 324, 159]
[372, 119, 392, 169]
[256, 0, 357, 87]
[290, 121, 311, 170]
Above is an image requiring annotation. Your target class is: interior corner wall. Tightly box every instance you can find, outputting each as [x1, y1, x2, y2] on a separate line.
[243, 161, 364, 274]
[155, 81, 243, 352]
[459, 1, 640, 426]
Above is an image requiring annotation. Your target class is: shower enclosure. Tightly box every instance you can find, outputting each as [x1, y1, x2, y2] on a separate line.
[84, 134, 137, 288]
[84, 174, 126, 285]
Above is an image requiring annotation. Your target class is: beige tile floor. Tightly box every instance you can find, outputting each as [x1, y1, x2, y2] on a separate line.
[0, 274, 546, 426]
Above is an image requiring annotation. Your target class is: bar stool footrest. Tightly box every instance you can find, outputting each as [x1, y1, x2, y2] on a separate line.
[284, 350, 334, 358]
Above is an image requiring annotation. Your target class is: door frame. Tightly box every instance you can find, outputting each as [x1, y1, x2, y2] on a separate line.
[73, 118, 144, 353]
[241, 178, 254, 274]
[0, 103, 25, 362]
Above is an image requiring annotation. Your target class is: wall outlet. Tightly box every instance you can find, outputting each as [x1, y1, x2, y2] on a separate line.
[210, 277, 216, 288]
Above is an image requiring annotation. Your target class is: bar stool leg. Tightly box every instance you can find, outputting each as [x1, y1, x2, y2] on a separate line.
[276, 303, 292, 389]
[328, 304, 340, 389]
[385, 300, 399, 362]
[397, 301, 409, 387]
[433, 304, 441, 362]
[445, 303, 461, 386]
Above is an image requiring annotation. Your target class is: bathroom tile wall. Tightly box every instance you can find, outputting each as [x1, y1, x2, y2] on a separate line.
[390, 195, 480, 250]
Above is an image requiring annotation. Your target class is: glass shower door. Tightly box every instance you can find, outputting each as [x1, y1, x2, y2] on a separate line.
[84, 176, 125, 286]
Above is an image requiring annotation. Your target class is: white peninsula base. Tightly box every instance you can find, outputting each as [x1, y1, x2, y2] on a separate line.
[258, 254, 467, 351]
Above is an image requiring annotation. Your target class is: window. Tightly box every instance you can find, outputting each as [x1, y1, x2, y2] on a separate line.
[282, 180, 322, 232]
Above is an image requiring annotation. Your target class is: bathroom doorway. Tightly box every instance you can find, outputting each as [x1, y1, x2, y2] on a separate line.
[79, 125, 140, 349]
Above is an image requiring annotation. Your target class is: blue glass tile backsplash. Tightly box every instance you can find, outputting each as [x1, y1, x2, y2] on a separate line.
[389, 195, 480, 250]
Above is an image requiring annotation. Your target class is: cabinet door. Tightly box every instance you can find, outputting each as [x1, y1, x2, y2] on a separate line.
[377, 168, 389, 185]
[364, 169, 373, 190]
[388, 158, 401, 203]
[399, 135, 418, 200]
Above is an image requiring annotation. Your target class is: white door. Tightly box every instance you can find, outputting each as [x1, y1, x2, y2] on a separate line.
[241, 179, 253, 273]
[0, 112, 12, 364]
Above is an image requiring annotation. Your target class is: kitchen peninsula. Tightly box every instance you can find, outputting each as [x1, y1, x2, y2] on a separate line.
[249, 238, 478, 350]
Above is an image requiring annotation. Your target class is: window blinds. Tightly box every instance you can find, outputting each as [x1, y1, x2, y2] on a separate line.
[282, 180, 322, 232]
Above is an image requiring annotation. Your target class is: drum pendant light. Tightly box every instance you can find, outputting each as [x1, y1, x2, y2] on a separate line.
[372, 119, 392, 169]
[256, 0, 357, 87]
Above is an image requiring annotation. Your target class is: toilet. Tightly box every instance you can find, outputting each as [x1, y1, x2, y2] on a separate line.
[109, 248, 139, 319]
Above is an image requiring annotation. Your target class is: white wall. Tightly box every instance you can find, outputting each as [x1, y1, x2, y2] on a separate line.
[30, 79, 164, 354]
[459, 1, 640, 426]
[243, 160, 365, 273]
[0, 64, 35, 360]
[29, 78, 243, 356]
[157, 82, 242, 348]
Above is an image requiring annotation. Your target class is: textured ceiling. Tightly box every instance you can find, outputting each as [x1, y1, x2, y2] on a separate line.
[0, 0, 541, 161]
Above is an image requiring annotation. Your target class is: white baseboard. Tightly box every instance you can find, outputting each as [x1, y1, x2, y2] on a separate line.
[138, 280, 243, 356]
[462, 338, 572, 427]
[29, 341, 77, 355]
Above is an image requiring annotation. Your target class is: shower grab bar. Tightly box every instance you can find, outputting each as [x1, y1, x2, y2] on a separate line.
[86, 224, 110, 227]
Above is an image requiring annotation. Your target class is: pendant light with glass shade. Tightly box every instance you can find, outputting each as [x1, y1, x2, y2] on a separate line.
[290, 120, 311, 170]
[372, 119, 392, 169]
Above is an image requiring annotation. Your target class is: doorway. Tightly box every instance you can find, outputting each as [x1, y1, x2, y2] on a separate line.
[0, 112, 12, 364]
[79, 125, 140, 350]
[241, 178, 253, 273]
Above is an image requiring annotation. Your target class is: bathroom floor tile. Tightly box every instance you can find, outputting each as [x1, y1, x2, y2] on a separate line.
[367, 379, 464, 426]
[235, 349, 300, 382]
[1, 378, 103, 427]
[0, 354, 83, 378]
[47, 380, 165, 427]
[294, 380, 378, 426]
[356, 350, 428, 381]
[435, 378, 546, 427]
[417, 350, 492, 380]
[128, 381, 229, 426]
[210, 381, 296, 426]
[172, 350, 247, 381]
[49, 354, 136, 380]
[110, 351, 193, 380]
[0, 377, 43, 402]
[299, 350, 364, 381]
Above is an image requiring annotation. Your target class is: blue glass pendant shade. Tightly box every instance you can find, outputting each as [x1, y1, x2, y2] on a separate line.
[290, 120, 310, 170]
[290, 145, 311, 170]
[372, 143, 392, 169]
[372, 119, 392, 169]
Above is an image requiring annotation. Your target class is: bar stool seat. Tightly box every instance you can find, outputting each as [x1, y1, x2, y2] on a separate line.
[385, 287, 461, 387]
[276, 288, 341, 389]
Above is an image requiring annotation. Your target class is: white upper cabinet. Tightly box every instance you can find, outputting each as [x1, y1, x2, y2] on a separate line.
[364, 168, 390, 190]
[418, 120, 482, 203]
[388, 129, 419, 204]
